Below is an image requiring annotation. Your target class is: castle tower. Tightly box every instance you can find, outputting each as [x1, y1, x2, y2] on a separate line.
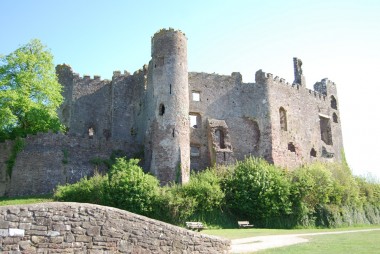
[146, 29, 190, 184]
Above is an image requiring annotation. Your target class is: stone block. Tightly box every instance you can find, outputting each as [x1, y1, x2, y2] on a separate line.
[19, 222, 31, 230]
[47, 230, 60, 236]
[9, 228, 25, 236]
[86, 226, 100, 236]
[5, 214, 19, 222]
[75, 235, 92, 242]
[0, 220, 10, 228]
[0, 228, 9, 236]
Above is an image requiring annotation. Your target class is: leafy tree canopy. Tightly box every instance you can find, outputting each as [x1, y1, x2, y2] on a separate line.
[0, 39, 63, 140]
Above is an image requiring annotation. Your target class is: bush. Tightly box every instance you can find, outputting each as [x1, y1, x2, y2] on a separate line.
[151, 169, 226, 226]
[105, 158, 160, 216]
[54, 173, 107, 204]
[223, 157, 292, 228]
[54, 156, 380, 229]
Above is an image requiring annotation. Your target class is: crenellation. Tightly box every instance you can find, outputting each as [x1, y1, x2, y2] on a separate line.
[113, 70, 121, 77]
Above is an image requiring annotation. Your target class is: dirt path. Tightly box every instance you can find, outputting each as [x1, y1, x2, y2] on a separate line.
[230, 228, 380, 253]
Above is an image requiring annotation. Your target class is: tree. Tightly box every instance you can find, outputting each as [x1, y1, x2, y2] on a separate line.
[0, 39, 63, 141]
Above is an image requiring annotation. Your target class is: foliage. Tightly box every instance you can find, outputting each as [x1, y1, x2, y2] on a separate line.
[6, 137, 25, 177]
[54, 156, 380, 229]
[105, 158, 160, 216]
[0, 39, 63, 141]
[151, 169, 226, 225]
[55, 158, 160, 217]
[223, 157, 292, 227]
[54, 173, 107, 205]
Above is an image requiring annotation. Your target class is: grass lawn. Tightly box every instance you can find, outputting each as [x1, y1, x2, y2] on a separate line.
[256, 229, 380, 254]
[0, 194, 53, 206]
[203, 225, 380, 239]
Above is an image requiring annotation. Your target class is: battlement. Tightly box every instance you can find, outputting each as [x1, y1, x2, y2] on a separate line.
[255, 69, 291, 86]
[256, 69, 329, 101]
[153, 27, 186, 38]
[72, 72, 110, 82]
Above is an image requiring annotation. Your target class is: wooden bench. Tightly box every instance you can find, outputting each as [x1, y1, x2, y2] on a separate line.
[238, 221, 254, 228]
[186, 222, 205, 231]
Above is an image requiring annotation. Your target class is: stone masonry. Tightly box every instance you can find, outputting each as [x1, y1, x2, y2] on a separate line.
[0, 202, 230, 253]
[0, 28, 344, 195]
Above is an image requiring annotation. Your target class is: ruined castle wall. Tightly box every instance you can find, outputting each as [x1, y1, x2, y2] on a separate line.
[1, 132, 140, 197]
[71, 75, 113, 140]
[0, 202, 230, 253]
[56, 65, 113, 141]
[111, 68, 147, 145]
[0, 141, 13, 196]
[256, 71, 343, 168]
[56, 65, 74, 128]
[188, 72, 272, 170]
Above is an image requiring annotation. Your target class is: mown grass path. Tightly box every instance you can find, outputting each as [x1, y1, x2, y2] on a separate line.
[229, 228, 380, 253]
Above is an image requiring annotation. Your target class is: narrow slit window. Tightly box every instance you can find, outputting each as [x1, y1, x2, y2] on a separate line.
[331, 96, 337, 109]
[333, 113, 338, 123]
[88, 127, 94, 139]
[279, 107, 287, 131]
[169, 84, 172, 94]
[159, 104, 165, 116]
[192, 91, 200, 101]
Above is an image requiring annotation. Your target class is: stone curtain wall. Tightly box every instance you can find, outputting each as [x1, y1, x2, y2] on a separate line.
[0, 132, 141, 197]
[0, 202, 230, 253]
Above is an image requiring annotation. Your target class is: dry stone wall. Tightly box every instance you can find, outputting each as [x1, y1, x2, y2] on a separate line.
[0, 202, 230, 253]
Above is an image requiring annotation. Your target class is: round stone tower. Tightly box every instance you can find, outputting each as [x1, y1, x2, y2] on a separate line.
[146, 28, 190, 184]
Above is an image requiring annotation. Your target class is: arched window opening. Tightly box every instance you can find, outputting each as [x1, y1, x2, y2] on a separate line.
[310, 148, 317, 157]
[159, 104, 165, 116]
[333, 113, 338, 123]
[331, 96, 337, 109]
[215, 129, 226, 149]
[279, 107, 287, 131]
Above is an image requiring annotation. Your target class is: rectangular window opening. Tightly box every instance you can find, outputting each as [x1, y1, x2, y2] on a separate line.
[192, 91, 200, 101]
[189, 113, 201, 128]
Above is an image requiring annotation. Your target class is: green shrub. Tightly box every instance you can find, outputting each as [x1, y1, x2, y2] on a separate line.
[54, 173, 107, 204]
[223, 157, 292, 228]
[105, 158, 160, 216]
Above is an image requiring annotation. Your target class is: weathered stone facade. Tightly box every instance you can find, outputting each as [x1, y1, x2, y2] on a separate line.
[0, 202, 230, 253]
[0, 28, 344, 195]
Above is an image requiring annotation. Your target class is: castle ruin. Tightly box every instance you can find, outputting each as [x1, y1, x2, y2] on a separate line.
[0, 28, 343, 195]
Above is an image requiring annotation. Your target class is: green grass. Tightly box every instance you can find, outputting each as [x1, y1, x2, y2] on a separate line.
[0, 194, 53, 206]
[203, 225, 380, 239]
[256, 230, 380, 254]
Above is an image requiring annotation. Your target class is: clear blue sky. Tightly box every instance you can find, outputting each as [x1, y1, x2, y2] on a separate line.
[2, 0, 380, 179]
